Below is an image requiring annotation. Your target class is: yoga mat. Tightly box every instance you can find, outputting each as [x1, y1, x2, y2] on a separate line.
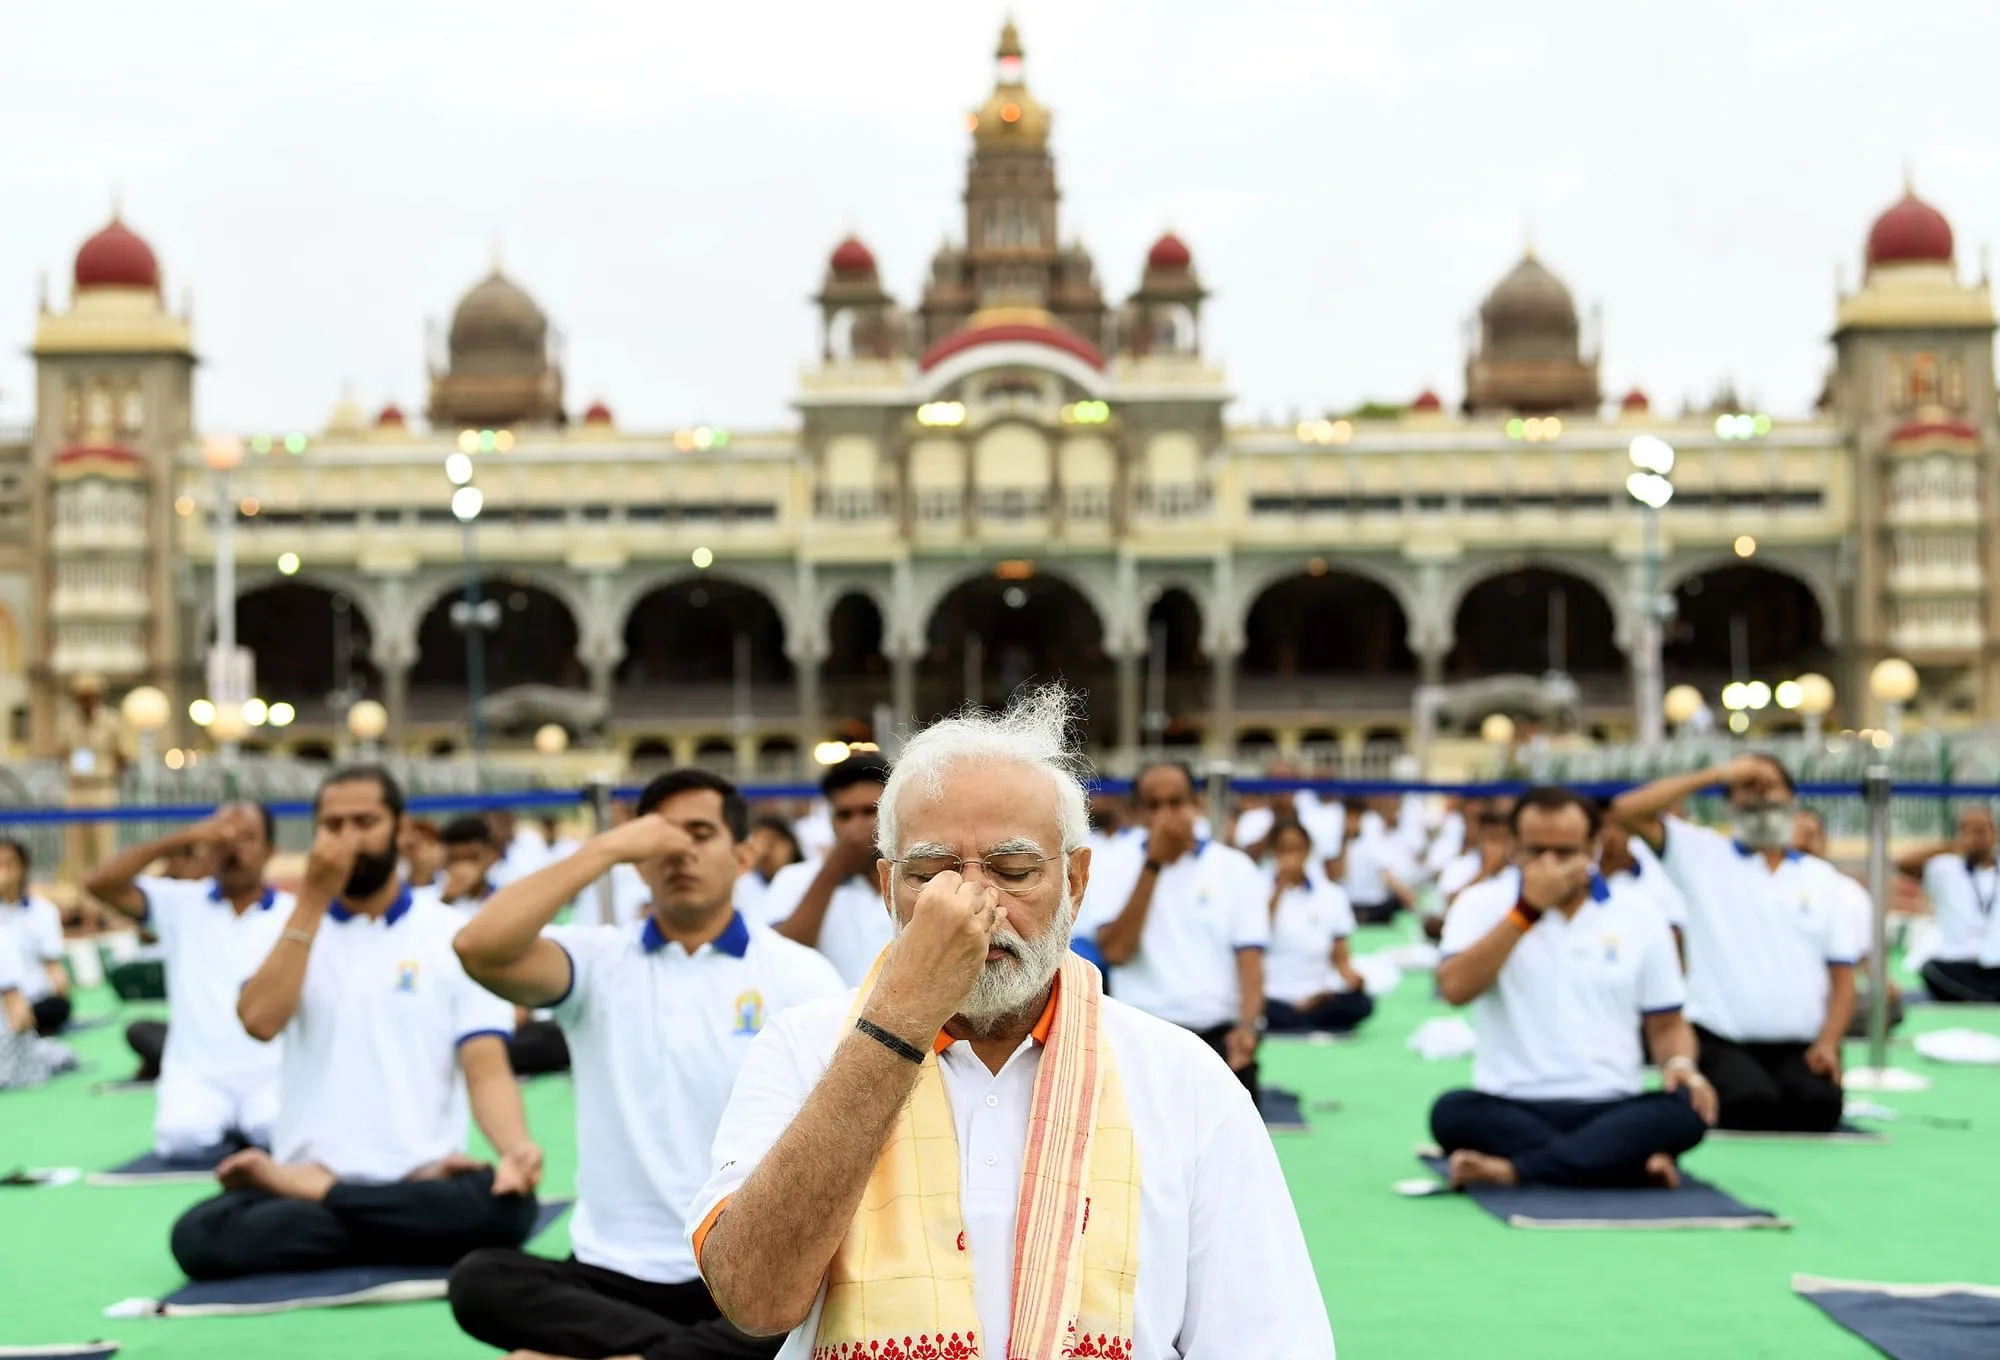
[1259, 1086, 1309, 1133]
[1707, 1122, 1887, 1145]
[88, 1145, 240, 1187]
[0, 1345, 118, 1359]
[1406, 1155, 1790, 1230]
[88, 1081, 154, 1097]
[146, 1200, 571, 1316]
[1794, 1274, 2000, 1360]
[63, 1015, 115, 1035]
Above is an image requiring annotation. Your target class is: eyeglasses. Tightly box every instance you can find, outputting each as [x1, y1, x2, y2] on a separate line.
[890, 851, 1057, 897]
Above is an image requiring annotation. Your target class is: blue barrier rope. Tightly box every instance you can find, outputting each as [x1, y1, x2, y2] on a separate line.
[2, 777, 1994, 827]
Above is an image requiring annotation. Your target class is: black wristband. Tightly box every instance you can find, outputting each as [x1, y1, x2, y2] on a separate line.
[1142, 860, 1165, 875]
[856, 1017, 927, 1064]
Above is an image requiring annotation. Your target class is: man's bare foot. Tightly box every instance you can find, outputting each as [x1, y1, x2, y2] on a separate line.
[506, 1352, 642, 1360]
[406, 1153, 488, 1182]
[216, 1149, 336, 1201]
[1447, 1149, 1519, 1188]
[1644, 1153, 1682, 1189]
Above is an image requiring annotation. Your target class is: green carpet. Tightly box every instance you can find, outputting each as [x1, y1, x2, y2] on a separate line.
[4, 975, 1998, 1359]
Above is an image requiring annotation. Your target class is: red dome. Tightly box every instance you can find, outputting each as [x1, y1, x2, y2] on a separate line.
[375, 403, 406, 428]
[1867, 192, 1954, 268]
[74, 218, 160, 291]
[1410, 388, 1442, 412]
[919, 320, 1105, 372]
[1147, 232, 1192, 270]
[1620, 387, 1651, 412]
[829, 236, 876, 275]
[582, 400, 615, 424]
[54, 444, 143, 468]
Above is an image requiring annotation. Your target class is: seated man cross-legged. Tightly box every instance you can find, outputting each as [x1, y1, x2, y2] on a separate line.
[1432, 787, 1715, 1189]
[447, 769, 843, 1360]
[1898, 805, 2000, 1004]
[168, 766, 542, 1281]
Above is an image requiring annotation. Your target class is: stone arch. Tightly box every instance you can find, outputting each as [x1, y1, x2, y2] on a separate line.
[225, 581, 381, 706]
[616, 575, 794, 687]
[403, 565, 593, 645]
[1438, 554, 1630, 637]
[1446, 563, 1623, 677]
[904, 560, 1121, 658]
[195, 566, 388, 652]
[1229, 556, 1424, 657]
[1663, 560, 1832, 678]
[410, 575, 583, 691]
[825, 591, 887, 681]
[608, 563, 802, 659]
[1241, 569, 1417, 676]
[1662, 551, 1843, 648]
[920, 568, 1113, 740]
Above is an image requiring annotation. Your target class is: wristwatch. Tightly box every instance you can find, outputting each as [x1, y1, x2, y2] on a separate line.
[1662, 1055, 1698, 1075]
[1248, 1016, 1268, 1034]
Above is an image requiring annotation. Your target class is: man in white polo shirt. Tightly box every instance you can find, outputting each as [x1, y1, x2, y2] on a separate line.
[447, 768, 841, 1360]
[1081, 760, 1269, 1095]
[1613, 754, 1859, 1132]
[1433, 787, 1714, 1189]
[1341, 795, 1421, 925]
[168, 766, 542, 1280]
[83, 805, 291, 1157]
[1897, 805, 2000, 1003]
[0, 837, 73, 1035]
[688, 686, 1333, 1358]
[760, 754, 895, 986]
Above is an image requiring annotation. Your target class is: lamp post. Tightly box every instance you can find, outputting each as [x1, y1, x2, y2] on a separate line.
[202, 436, 247, 759]
[533, 723, 569, 758]
[446, 457, 500, 778]
[1869, 657, 1918, 743]
[1662, 683, 1703, 737]
[346, 698, 388, 761]
[1783, 672, 1835, 747]
[1626, 437, 1676, 748]
[121, 684, 171, 809]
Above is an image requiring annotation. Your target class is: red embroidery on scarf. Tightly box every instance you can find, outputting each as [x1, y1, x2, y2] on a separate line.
[957, 1230, 967, 1252]
[1062, 1330, 1133, 1359]
[811, 1333, 979, 1360]
[1081, 1196, 1090, 1234]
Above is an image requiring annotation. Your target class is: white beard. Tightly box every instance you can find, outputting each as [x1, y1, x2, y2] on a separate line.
[900, 880, 1076, 1035]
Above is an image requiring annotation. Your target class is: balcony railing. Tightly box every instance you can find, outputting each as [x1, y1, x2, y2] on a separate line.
[1135, 481, 1213, 518]
[814, 488, 892, 522]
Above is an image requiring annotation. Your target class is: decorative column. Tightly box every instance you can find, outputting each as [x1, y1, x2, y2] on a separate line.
[1204, 551, 1241, 760]
[1406, 559, 1453, 756]
[789, 557, 826, 749]
[373, 639, 415, 746]
[1115, 649, 1143, 772]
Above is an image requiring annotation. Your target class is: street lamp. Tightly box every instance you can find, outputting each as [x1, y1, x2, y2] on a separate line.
[1663, 683, 1704, 733]
[122, 685, 171, 805]
[533, 723, 569, 757]
[1869, 657, 1918, 743]
[1626, 436, 1676, 748]
[206, 700, 249, 748]
[448, 470, 500, 777]
[202, 435, 248, 759]
[1786, 672, 1835, 746]
[1479, 713, 1516, 746]
[346, 698, 389, 759]
[1719, 682, 1752, 736]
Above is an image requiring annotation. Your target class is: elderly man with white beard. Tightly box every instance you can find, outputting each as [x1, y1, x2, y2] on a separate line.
[687, 686, 1335, 1359]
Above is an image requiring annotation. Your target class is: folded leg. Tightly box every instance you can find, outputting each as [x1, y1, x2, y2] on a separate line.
[449, 1250, 776, 1360]
[1770, 1046, 1844, 1133]
[1299, 990, 1374, 1033]
[1429, 1089, 1563, 1162]
[126, 1019, 167, 1081]
[322, 1168, 539, 1265]
[154, 1069, 237, 1160]
[1695, 1025, 1785, 1130]
[170, 1189, 360, 1280]
[1921, 958, 2000, 1004]
[31, 994, 71, 1037]
[1509, 1092, 1708, 1187]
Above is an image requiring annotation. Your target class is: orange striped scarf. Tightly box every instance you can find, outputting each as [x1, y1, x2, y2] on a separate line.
[815, 949, 1140, 1360]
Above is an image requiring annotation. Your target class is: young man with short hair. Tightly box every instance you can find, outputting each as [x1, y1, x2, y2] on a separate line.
[1433, 786, 1713, 1188]
[1612, 755, 1858, 1132]
[439, 814, 503, 910]
[1897, 805, 2000, 1003]
[0, 838, 73, 1036]
[448, 769, 843, 1360]
[84, 806, 291, 1151]
[759, 754, 894, 985]
[1080, 760, 1268, 1096]
[167, 766, 541, 1280]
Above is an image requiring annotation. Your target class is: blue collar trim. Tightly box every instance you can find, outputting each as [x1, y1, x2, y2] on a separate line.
[642, 910, 751, 958]
[329, 882, 413, 925]
[1588, 872, 1611, 903]
[208, 881, 278, 912]
[1139, 836, 1209, 863]
[1733, 841, 1802, 861]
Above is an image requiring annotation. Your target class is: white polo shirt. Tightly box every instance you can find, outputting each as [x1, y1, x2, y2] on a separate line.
[1077, 839, 1268, 1031]
[1919, 854, 1998, 964]
[274, 885, 515, 1183]
[756, 858, 893, 987]
[1816, 863, 1878, 963]
[1263, 872, 1358, 1006]
[543, 911, 842, 1284]
[690, 992, 1335, 1360]
[1442, 873, 1684, 1101]
[0, 897, 64, 1003]
[1341, 821, 1420, 907]
[136, 876, 292, 1088]
[1659, 818, 1860, 1044]
[1622, 835, 1688, 929]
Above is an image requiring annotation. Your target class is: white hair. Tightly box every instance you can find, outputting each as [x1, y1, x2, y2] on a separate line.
[876, 683, 1091, 861]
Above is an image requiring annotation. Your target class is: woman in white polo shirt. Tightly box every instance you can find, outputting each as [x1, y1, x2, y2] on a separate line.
[1897, 805, 2000, 1003]
[1612, 754, 1859, 1133]
[1433, 787, 1715, 1189]
[0, 837, 73, 1035]
[1261, 820, 1374, 1034]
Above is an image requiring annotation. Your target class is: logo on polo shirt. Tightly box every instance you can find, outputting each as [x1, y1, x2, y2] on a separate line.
[732, 989, 765, 1035]
[1601, 936, 1620, 964]
[395, 961, 421, 992]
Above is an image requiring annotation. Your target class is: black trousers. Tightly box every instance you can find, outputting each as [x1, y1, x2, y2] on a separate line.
[1351, 899, 1398, 926]
[1921, 958, 2000, 1004]
[1430, 1088, 1708, 1186]
[511, 1018, 572, 1075]
[170, 1167, 538, 1280]
[127, 1018, 167, 1081]
[450, 1250, 780, 1360]
[1693, 1024, 1843, 1132]
[1266, 992, 1375, 1034]
[31, 995, 71, 1037]
[1193, 1022, 1259, 1098]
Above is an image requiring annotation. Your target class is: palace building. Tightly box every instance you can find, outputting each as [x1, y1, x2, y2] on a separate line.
[0, 22, 1993, 774]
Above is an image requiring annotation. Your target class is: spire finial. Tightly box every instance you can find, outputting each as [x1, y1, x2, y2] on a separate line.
[1523, 215, 1536, 260]
[110, 184, 123, 222]
[1902, 158, 1916, 196]
[490, 235, 504, 275]
[998, 15, 1022, 60]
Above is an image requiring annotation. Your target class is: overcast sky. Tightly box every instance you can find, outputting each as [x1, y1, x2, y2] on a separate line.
[5, 0, 1998, 434]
